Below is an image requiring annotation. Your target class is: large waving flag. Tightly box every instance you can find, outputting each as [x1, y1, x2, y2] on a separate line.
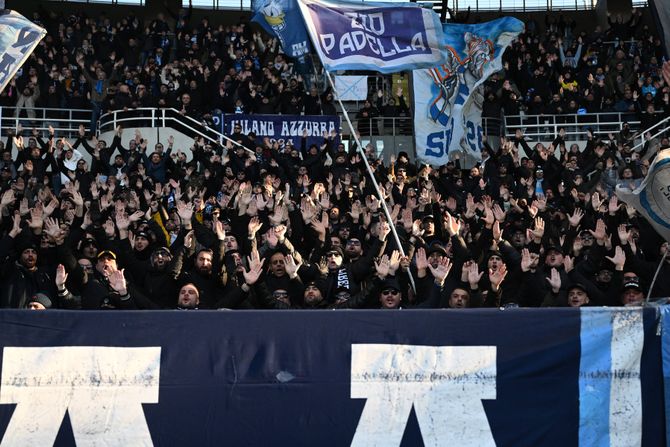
[413, 17, 524, 164]
[0, 10, 46, 94]
[297, 0, 446, 73]
[252, 0, 311, 60]
[617, 149, 670, 242]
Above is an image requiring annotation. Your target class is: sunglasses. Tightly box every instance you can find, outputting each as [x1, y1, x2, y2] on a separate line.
[326, 252, 341, 258]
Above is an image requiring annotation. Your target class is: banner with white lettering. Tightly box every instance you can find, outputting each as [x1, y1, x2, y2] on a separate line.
[252, 0, 311, 60]
[0, 308, 664, 446]
[413, 18, 523, 164]
[297, 0, 446, 73]
[222, 114, 340, 149]
[0, 10, 46, 94]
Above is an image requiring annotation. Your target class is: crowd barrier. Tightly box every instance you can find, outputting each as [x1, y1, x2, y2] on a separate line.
[0, 308, 666, 446]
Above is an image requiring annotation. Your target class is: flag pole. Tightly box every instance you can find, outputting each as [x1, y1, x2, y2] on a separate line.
[323, 69, 417, 294]
[646, 249, 668, 304]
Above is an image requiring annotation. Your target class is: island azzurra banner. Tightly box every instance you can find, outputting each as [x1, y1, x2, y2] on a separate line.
[252, 0, 310, 60]
[297, 0, 446, 73]
[220, 114, 340, 148]
[414, 18, 524, 164]
[0, 308, 665, 446]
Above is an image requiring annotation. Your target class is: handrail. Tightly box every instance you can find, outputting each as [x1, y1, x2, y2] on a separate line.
[98, 108, 253, 153]
[632, 123, 670, 154]
[0, 107, 92, 137]
[630, 115, 670, 152]
[503, 111, 643, 141]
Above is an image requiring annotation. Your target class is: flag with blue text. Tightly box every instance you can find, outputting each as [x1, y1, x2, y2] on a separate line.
[413, 17, 524, 164]
[297, 0, 446, 73]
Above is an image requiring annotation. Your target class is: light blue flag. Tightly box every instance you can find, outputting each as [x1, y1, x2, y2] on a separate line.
[297, 0, 446, 73]
[413, 17, 524, 164]
[0, 10, 46, 94]
[252, 0, 311, 60]
[617, 148, 670, 243]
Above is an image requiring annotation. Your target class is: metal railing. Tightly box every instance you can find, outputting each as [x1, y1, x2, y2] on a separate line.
[0, 107, 92, 138]
[98, 108, 252, 153]
[503, 112, 643, 141]
[342, 116, 503, 137]
[631, 115, 670, 152]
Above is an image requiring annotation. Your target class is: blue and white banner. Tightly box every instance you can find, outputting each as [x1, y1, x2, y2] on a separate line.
[334, 75, 369, 101]
[220, 113, 340, 148]
[0, 10, 46, 94]
[0, 308, 664, 446]
[297, 0, 446, 73]
[252, 0, 311, 60]
[616, 149, 670, 243]
[413, 18, 524, 164]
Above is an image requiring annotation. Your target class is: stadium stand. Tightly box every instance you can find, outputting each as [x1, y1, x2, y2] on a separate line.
[0, 1, 669, 311]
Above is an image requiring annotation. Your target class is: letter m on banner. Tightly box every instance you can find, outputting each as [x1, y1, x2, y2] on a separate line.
[0, 346, 161, 446]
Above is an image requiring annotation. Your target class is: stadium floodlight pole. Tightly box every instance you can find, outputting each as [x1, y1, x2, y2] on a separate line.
[322, 69, 417, 294]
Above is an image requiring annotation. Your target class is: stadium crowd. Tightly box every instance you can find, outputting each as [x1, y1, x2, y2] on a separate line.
[1, 7, 670, 310]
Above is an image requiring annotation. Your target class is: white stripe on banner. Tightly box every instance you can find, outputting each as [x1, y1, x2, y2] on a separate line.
[579, 309, 612, 447]
[609, 309, 644, 447]
[579, 308, 644, 447]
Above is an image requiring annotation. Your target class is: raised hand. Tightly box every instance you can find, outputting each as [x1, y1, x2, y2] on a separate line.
[0, 190, 15, 209]
[284, 254, 302, 279]
[467, 262, 484, 288]
[545, 268, 561, 293]
[567, 208, 584, 227]
[492, 220, 503, 243]
[444, 212, 461, 236]
[177, 200, 194, 223]
[213, 218, 226, 241]
[374, 254, 391, 279]
[617, 224, 631, 245]
[415, 247, 429, 271]
[591, 192, 604, 212]
[489, 263, 508, 291]
[378, 221, 391, 241]
[428, 257, 452, 286]
[43, 217, 61, 242]
[108, 269, 128, 295]
[608, 195, 620, 215]
[388, 250, 401, 276]
[8, 212, 22, 238]
[605, 246, 626, 271]
[248, 216, 263, 237]
[588, 218, 607, 243]
[531, 217, 545, 241]
[56, 264, 68, 290]
[520, 248, 533, 272]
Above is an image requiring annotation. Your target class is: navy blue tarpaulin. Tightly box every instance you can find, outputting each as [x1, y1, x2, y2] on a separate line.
[0, 308, 664, 446]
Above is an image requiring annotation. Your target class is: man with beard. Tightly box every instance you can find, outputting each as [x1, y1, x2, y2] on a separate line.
[0, 214, 57, 308]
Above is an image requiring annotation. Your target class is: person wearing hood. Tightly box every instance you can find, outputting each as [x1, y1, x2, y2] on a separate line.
[0, 214, 57, 308]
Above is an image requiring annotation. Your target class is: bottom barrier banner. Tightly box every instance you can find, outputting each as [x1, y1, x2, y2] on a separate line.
[0, 308, 665, 446]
